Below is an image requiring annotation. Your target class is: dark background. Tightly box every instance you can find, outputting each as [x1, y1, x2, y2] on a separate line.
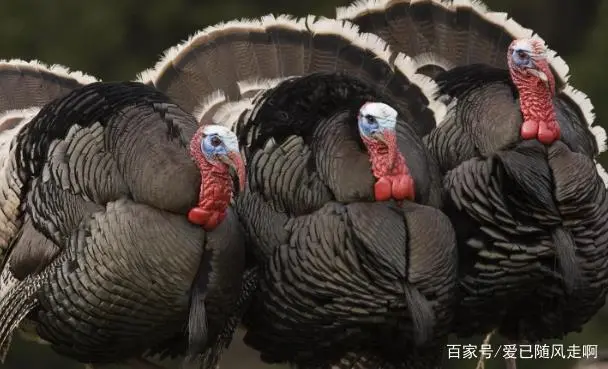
[0, 0, 607, 368]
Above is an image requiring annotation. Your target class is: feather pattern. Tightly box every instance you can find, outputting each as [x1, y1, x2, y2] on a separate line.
[443, 140, 608, 340]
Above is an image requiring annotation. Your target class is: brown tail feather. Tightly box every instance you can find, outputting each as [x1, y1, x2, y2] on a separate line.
[336, 0, 548, 81]
[0, 59, 98, 116]
[135, 14, 446, 138]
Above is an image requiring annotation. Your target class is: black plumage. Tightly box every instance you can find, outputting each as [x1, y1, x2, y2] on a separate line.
[236, 74, 456, 369]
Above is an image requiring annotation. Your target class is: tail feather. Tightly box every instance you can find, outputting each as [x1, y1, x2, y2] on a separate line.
[0, 59, 97, 116]
[136, 14, 446, 138]
[337, 0, 604, 180]
[336, 0, 536, 75]
[261, 15, 307, 78]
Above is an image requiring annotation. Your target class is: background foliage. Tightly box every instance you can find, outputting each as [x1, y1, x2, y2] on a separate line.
[0, 0, 607, 368]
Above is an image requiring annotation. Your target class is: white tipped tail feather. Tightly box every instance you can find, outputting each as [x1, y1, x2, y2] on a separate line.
[134, 17, 264, 86]
[134, 13, 447, 134]
[0, 59, 98, 86]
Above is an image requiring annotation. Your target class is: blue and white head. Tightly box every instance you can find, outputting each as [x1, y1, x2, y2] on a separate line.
[356, 101, 413, 200]
[357, 102, 398, 145]
[190, 124, 246, 195]
[199, 125, 239, 160]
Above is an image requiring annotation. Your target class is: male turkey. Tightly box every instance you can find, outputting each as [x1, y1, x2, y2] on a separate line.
[137, 14, 458, 369]
[337, 0, 608, 353]
[0, 80, 250, 369]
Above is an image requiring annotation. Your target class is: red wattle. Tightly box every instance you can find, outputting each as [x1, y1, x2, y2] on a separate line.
[538, 121, 560, 144]
[520, 120, 539, 140]
[363, 131, 416, 202]
[510, 56, 561, 147]
[374, 177, 392, 201]
[188, 207, 226, 231]
[392, 174, 415, 201]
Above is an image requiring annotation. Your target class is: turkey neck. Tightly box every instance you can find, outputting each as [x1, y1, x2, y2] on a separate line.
[197, 160, 232, 219]
[511, 70, 558, 130]
[363, 133, 408, 178]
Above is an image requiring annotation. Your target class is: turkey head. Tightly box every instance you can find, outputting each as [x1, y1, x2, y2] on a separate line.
[508, 38, 560, 144]
[188, 124, 246, 230]
[357, 102, 415, 202]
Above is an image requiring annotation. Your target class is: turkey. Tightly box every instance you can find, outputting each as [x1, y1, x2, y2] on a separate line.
[337, 0, 608, 360]
[136, 14, 458, 369]
[0, 80, 250, 369]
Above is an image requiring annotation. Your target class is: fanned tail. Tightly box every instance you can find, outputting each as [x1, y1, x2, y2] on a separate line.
[135, 14, 446, 139]
[336, 0, 562, 83]
[0, 59, 98, 115]
[337, 0, 605, 182]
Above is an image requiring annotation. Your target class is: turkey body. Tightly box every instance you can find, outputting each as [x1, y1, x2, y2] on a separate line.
[337, 0, 608, 342]
[0, 81, 247, 366]
[235, 73, 457, 369]
[136, 14, 459, 369]
[430, 66, 608, 341]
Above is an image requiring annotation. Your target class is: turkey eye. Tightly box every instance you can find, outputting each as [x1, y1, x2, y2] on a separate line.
[210, 136, 222, 147]
[517, 50, 528, 59]
[365, 115, 377, 124]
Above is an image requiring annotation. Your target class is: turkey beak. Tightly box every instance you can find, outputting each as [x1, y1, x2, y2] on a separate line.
[371, 131, 387, 145]
[218, 152, 246, 195]
[527, 67, 549, 89]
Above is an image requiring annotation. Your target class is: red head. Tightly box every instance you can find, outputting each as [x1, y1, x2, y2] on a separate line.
[357, 102, 415, 202]
[187, 124, 246, 231]
[507, 38, 560, 144]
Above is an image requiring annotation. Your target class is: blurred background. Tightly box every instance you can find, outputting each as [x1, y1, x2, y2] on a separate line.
[0, 0, 607, 368]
